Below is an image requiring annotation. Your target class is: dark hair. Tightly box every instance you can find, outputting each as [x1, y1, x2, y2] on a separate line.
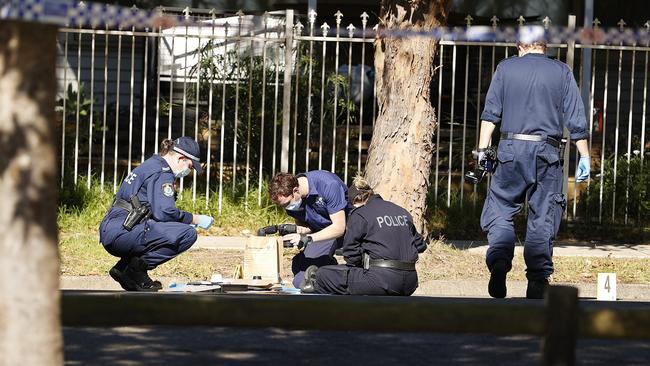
[349, 174, 374, 204]
[517, 40, 547, 52]
[159, 139, 175, 156]
[269, 173, 299, 200]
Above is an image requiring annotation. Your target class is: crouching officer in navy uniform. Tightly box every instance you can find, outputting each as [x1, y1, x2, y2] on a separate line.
[477, 29, 590, 299]
[300, 176, 427, 295]
[99, 137, 214, 291]
[268, 171, 353, 288]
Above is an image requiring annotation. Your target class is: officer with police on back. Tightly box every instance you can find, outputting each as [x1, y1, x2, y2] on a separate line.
[476, 27, 590, 299]
[99, 137, 214, 291]
[300, 175, 427, 295]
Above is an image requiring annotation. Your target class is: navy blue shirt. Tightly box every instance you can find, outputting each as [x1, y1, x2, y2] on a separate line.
[112, 155, 193, 224]
[285, 170, 352, 232]
[342, 195, 427, 267]
[481, 53, 588, 140]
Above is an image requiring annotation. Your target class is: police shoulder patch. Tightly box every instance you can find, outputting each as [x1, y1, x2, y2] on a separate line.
[162, 182, 174, 197]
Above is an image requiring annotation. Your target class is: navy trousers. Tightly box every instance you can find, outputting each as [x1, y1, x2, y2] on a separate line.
[480, 139, 566, 280]
[313, 264, 418, 295]
[100, 214, 198, 269]
[291, 239, 339, 288]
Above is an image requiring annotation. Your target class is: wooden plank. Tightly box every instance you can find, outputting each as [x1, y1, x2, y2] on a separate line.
[579, 306, 650, 339]
[60, 288, 650, 343]
[61, 291, 546, 335]
[542, 286, 579, 366]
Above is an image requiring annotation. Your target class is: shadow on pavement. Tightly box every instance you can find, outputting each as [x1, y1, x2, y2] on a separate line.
[64, 326, 650, 365]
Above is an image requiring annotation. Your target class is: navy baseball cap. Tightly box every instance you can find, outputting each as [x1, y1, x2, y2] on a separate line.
[173, 136, 203, 174]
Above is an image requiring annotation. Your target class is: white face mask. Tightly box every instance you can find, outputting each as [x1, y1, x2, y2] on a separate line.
[285, 197, 302, 211]
[174, 167, 191, 178]
[173, 157, 192, 178]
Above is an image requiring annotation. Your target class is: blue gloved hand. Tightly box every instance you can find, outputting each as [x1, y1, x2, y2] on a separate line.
[196, 215, 214, 230]
[575, 156, 591, 182]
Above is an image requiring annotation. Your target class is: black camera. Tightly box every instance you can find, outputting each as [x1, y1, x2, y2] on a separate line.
[256, 224, 298, 248]
[464, 146, 497, 184]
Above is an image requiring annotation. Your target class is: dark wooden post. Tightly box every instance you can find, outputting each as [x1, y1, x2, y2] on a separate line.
[0, 21, 63, 365]
[542, 285, 579, 366]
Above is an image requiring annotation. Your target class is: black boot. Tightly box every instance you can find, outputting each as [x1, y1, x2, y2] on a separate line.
[488, 259, 508, 298]
[299, 265, 319, 293]
[526, 278, 549, 299]
[109, 258, 137, 291]
[123, 257, 162, 292]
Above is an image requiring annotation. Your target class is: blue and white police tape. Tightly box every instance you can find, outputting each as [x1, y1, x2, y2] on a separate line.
[0, 0, 179, 29]
[1, 0, 649, 45]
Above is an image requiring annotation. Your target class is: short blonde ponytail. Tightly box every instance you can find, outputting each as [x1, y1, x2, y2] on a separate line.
[349, 173, 374, 204]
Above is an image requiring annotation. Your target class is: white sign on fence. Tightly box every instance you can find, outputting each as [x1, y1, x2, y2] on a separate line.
[597, 273, 617, 301]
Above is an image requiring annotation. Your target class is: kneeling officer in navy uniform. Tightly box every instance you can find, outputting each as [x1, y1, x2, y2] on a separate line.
[99, 137, 214, 291]
[301, 176, 427, 295]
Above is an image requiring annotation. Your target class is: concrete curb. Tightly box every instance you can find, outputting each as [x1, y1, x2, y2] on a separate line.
[61, 275, 650, 301]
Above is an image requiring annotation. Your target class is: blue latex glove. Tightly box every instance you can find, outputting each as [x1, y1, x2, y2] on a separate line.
[196, 215, 214, 230]
[575, 156, 591, 182]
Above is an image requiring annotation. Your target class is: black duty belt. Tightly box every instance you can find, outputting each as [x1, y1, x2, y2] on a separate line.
[363, 253, 416, 271]
[369, 259, 416, 271]
[112, 197, 133, 212]
[500, 132, 560, 148]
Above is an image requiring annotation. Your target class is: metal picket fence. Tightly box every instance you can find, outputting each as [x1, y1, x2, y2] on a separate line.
[55, 7, 650, 225]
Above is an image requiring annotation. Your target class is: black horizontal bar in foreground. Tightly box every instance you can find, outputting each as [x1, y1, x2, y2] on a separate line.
[61, 289, 650, 340]
[61, 290, 546, 335]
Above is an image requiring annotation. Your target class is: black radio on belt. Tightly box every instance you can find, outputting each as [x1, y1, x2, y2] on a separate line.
[122, 195, 152, 231]
[465, 146, 497, 185]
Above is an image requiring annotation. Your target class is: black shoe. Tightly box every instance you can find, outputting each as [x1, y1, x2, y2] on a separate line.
[123, 257, 162, 292]
[109, 259, 137, 291]
[488, 260, 508, 298]
[526, 279, 549, 299]
[299, 265, 319, 293]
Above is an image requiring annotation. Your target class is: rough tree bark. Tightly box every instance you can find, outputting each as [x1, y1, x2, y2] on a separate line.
[366, 0, 452, 232]
[0, 21, 63, 365]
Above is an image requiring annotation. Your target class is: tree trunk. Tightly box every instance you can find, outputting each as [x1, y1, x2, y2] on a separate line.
[366, 0, 452, 232]
[0, 21, 63, 365]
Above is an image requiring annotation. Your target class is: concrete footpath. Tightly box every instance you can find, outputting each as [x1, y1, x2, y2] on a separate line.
[446, 240, 650, 258]
[193, 235, 650, 258]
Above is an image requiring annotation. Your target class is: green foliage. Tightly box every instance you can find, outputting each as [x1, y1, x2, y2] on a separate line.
[426, 183, 497, 240]
[58, 177, 290, 237]
[58, 177, 114, 234]
[174, 180, 290, 235]
[56, 83, 94, 121]
[578, 153, 650, 226]
[183, 40, 359, 178]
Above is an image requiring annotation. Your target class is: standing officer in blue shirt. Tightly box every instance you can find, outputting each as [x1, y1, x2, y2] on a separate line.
[99, 137, 214, 291]
[268, 171, 353, 288]
[478, 28, 591, 299]
[300, 176, 427, 295]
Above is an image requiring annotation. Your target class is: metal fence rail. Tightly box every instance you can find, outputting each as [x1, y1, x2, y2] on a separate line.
[54, 7, 650, 226]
